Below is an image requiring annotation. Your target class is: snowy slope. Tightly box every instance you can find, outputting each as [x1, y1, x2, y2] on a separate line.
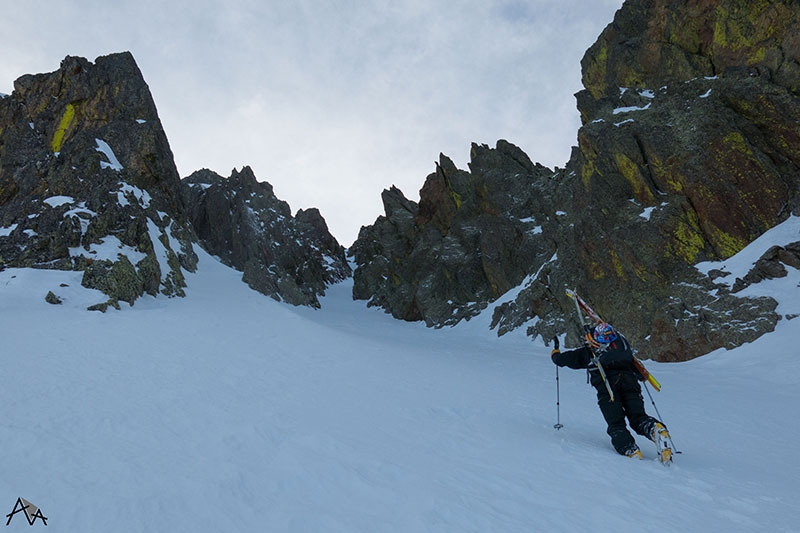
[1, 219, 799, 532]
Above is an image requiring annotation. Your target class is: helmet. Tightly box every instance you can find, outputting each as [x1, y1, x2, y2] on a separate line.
[593, 322, 617, 344]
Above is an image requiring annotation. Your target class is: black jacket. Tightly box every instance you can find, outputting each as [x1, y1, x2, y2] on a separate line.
[551, 334, 641, 389]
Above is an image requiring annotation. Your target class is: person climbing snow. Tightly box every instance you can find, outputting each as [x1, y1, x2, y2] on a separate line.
[550, 322, 671, 461]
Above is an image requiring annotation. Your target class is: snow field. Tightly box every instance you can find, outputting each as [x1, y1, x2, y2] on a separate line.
[1, 243, 798, 531]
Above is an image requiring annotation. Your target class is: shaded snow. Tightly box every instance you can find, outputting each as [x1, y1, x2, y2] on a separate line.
[0, 223, 18, 236]
[640, 206, 656, 220]
[0, 239, 798, 530]
[117, 181, 152, 208]
[68, 235, 147, 264]
[612, 102, 651, 114]
[695, 215, 800, 284]
[43, 195, 74, 208]
[94, 138, 124, 171]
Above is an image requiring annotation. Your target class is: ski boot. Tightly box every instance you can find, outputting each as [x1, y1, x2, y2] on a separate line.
[651, 422, 673, 464]
[625, 447, 643, 460]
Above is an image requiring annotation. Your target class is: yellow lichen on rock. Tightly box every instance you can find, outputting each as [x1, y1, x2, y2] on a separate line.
[705, 223, 749, 259]
[609, 247, 626, 280]
[670, 211, 706, 263]
[582, 39, 609, 100]
[51, 103, 77, 153]
[614, 152, 655, 204]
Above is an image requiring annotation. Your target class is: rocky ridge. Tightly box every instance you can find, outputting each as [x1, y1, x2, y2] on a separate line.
[351, 0, 800, 361]
[350, 140, 557, 326]
[0, 53, 347, 309]
[2, 1, 798, 361]
[182, 166, 350, 307]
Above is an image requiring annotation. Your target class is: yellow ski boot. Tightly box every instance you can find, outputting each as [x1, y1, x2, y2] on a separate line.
[626, 448, 643, 460]
[651, 422, 673, 464]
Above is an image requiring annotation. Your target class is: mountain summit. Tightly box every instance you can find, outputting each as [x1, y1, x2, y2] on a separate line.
[0, 52, 197, 309]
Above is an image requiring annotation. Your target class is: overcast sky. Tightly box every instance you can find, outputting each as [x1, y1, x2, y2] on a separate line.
[2, 0, 623, 245]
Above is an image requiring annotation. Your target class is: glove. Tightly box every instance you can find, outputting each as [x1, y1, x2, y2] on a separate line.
[551, 336, 560, 356]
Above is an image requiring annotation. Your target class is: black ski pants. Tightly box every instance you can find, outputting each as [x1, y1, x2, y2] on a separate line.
[595, 372, 660, 455]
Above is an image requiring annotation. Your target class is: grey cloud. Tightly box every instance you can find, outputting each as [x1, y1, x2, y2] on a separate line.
[1, 0, 623, 245]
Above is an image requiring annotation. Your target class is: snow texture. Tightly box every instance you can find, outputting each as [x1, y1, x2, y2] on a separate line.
[117, 182, 151, 208]
[612, 102, 651, 114]
[94, 138, 124, 171]
[0, 223, 18, 237]
[1, 218, 799, 531]
[695, 215, 800, 283]
[43, 196, 74, 208]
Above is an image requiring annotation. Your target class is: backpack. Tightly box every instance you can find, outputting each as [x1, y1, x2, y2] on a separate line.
[596, 334, 635, 371]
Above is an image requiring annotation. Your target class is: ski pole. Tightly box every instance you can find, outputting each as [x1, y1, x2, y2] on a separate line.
[551, 335, 564, 430]
[643, 382, 681, 454]
[554, 364, 564, 430]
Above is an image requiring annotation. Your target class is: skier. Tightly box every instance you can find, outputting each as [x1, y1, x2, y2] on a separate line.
[550, 322, 670, 460]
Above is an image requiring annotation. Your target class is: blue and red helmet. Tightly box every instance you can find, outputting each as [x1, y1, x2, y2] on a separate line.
[593, 322, 617, 344]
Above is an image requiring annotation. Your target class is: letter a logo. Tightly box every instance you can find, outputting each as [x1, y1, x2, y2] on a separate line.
[5, 497, 48, 526]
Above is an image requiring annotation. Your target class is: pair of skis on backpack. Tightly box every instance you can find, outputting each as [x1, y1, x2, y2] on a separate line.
[566, 289, 661, 392]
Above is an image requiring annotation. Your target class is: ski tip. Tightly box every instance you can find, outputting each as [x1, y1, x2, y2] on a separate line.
[648, 375, 662, 392]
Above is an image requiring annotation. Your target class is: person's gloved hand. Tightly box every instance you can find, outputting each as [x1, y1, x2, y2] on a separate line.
[551, 336, 560, 356]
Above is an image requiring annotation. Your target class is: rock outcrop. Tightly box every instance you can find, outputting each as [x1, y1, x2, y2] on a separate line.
[351, 0, 800, 361]
[182, 167, 350, 307]
[1, 52, 348, 311]
[544, 0, 800, 360]
[0, 52, 197, 308]
[350, 141, 556, 326]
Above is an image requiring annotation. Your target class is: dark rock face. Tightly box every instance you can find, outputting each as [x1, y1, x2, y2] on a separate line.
[350, 141, 557, 326]
[2, 52, 351, 311]
[0, 53, 197, 308]
[352, 0, 800, 361]
[549, 0, 800, 360]
[182, 167, 350, 307]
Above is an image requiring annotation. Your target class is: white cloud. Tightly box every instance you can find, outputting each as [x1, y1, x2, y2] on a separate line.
[1, 0, 624, 245]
